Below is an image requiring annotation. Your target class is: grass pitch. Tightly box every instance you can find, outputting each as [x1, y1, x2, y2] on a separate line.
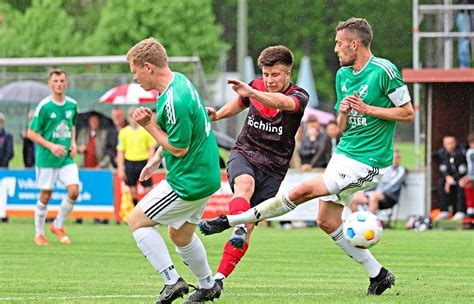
[0, 218, 472, 303]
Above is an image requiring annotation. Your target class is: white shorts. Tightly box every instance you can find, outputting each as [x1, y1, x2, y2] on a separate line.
[138, 180, 209, 230]
[36, 163, 80, 190]
[320, 153, 388, 206]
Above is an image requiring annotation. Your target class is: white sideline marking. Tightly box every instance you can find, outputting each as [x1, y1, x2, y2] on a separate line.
[0, 294, 155, 302]
[0, 292, 322, 302]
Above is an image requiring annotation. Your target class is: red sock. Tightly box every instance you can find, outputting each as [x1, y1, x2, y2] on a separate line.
[229, 197, 251, 215]
[217, 241, 249, 277]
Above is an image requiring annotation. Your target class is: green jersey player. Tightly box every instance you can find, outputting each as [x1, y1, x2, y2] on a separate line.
[200, 17, 414, 296]
[28, 69, 79, 246]
[126, 38, 221, 304]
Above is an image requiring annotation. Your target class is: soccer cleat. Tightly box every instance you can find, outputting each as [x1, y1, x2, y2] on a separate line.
[435, 211, 449, 221]
[215, 278, 224, 291]
[156, 277, 189, 304]
[199, 215, 231, 235]
[182, 281, 221, 303]
[367, 268, 395, 295]
[50, 223, 71, 245]
[452, 212, 465, 221]
[34, 235, 48, 246]
[229, 225, 247, 249]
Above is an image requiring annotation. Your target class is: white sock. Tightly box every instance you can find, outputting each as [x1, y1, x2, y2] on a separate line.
[228, 193, 296, 226]
[133, 227, 180, 285]
[34, 201, 47, 236]
[214, 272, 226, 280]
[54, 197, 75, 228]
[176, 234, 214, 289]
[330, 224, 382, 278]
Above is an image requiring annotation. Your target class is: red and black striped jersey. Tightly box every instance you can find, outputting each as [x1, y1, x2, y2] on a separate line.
[233, 77, 309, 180]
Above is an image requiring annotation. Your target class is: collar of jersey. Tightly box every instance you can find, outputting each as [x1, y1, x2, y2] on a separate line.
[50, 95, 67, 106]
[161, 72, 176, 96]
[352, 55, 374, 76]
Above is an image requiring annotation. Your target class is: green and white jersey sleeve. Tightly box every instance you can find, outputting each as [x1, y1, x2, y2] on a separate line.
[156, 72, 221, 201]
[29, 96, 78, 168]
[334, 56, 411, 168]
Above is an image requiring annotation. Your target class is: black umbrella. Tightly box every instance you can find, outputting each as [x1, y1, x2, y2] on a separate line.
[76, 110, 115, 132]
[0, 80, 50, 103]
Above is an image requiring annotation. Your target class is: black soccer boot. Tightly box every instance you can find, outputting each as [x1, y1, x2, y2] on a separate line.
[181, 281, 221, 303]
[199, 215, 231, 235]
[156, 277, 189, 304]
[367, 267, 396, 295]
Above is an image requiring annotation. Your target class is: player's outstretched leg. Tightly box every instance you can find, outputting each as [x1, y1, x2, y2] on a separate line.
[367, 267, 396, 295]
[199, 215, 231, 235]
[200, 194, 296, 235]
[321, 201, 395, 296]
[182, 281, 221, 303]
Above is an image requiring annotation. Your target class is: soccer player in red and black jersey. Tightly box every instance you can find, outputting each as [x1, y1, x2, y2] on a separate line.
[205, 45, 309, 286]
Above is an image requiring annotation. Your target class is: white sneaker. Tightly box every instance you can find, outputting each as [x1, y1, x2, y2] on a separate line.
[435, 211, 449, 221]
[452, 212, 465, 221]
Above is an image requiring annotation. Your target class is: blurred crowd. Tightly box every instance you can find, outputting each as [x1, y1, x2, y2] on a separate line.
[2, 108, 473, 226]
[434, 133, 474, 221]
[290, 115, 341, 171]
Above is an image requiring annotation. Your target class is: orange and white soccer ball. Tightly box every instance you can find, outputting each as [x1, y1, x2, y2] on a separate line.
[343, 211, 383, 249]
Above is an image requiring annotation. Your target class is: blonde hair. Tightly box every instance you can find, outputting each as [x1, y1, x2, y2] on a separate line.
[127, 38, 168, 68]
[336, 17, 373, 48]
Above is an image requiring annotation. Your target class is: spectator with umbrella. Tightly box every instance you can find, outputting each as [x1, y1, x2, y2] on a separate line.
[77, 110, 114, 169]
[0, 112, 14, 168]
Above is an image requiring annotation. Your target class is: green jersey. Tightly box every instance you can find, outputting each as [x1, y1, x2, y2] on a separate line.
[156, 72, 220, 200]
[335, 56, 411, 168]
[29, 96, 78, 168]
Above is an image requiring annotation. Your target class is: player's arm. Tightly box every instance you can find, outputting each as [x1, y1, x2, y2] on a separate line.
[69, 126, 77, 157]
[346, 92, 414, 123]
[27, 129, 66, 158]
[336, 98, 351, 132]
[139, 146, 163, 181]
[207, 96, 245, 121]
[227, 79, 296, 111]
[116, 149, 125, 179]
[133, 107, 189, 158]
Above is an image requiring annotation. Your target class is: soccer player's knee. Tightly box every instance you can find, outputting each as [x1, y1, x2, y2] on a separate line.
[69, 192, 79, 201]
[40, 192, 52, 203]
[67, 186, 80, 201]
[169, 230, 191, 247]
[235, 177, 254, 194]
[127, 211, 140, 232]
[317, 215, 338, 233]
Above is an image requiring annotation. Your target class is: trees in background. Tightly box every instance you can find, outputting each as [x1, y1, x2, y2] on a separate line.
[214, 0, 412, 104]
[1, 0, 81, 57]
[0, 0, 412, 102]
[87, 0, 228, 73]
[0, 0, 228, 73]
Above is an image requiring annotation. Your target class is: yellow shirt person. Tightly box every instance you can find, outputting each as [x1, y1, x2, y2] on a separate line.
[117, 125, 156, 161]
[117, 107, 157, 206]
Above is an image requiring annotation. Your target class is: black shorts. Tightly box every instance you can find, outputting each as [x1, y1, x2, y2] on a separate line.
[227, 151, 282, 207]
[125, 160, 153, 187]
[379, 192, 398, 209]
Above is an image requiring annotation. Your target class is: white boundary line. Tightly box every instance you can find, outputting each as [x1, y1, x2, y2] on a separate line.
[0, 292, 323, 302]
[0, 294, 155, 302]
